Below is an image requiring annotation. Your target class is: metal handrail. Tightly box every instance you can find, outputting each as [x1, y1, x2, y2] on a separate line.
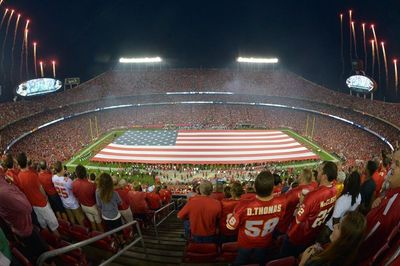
[152, 202, 176, 241]
[37, 220, 145, 266]
[175, 197, 185, 209]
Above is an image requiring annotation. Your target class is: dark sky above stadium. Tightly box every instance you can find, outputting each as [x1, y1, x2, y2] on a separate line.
[5, 0, 400, 100]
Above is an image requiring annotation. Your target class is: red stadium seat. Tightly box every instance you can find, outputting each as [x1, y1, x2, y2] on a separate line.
[184, 243, 219, 263]
[265, 256, 297, 266]
[58, 240, 88, 266]
[219, 242, 238, 262]
[57, 219, 71, 237]
[90, 231, 118, 253]
[40, 228, 61, 247]
[69, 224, 90, 242]
[11, 247, 33, 266]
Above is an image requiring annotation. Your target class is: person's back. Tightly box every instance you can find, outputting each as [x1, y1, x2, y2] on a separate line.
[128, 187, 149, 214]
[360, 161, 378, 213]
[147, 191, 162, 210]
[52, 173, 79, 209]
[159, 187, 172, 204]
[38, 169, 57, 196]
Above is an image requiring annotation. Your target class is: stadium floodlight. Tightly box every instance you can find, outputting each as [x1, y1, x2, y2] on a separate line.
[119, 57, 162, 63]
[237, 57, 279, 64]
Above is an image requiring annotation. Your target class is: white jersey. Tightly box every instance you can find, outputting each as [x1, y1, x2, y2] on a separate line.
[52, 174, 80, 209]
[326, 193, 361, 230]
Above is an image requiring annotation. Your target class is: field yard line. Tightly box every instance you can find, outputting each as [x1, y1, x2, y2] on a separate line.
[66, 131, 116, 167]
[282, 129, 338, 162]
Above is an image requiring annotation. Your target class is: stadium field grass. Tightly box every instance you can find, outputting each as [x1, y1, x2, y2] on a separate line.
[66, 128, 338, 174]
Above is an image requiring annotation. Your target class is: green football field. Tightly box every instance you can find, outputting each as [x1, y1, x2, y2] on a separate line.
[65, 128, 338, 184]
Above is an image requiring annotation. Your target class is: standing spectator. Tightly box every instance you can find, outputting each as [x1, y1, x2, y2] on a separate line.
[52, 161, 85, 226]
[226, 171, 286, 266]
[360, 161, 377, 214]
[159, 184, 172, 204]
[16, 153, 59, 236]
[2, 154, 19, 184]
[276, 168, 315, 235]
[220, 182, 243, 243]
[38, 160, 67, 221]
[146, 185, 162, 210]
[72, 164, 103, 232]
[272, 173, 283, 196]
[210, 182, 225, 201]
[299, 211, 367, 266]
[96, 173, 124, 244]
[335, 171, 346, 196]
[359, 150, 400, 260]
[0, 172, 49, 264]
[114, 178, 133, 223]
[240, 181, 256, 200]
[372, 160, 387, 198]
[178, 181, 221, 243]
[128, 183, 150, 221]
[283, 161, 338, 257]
[322, 171, 362, 244]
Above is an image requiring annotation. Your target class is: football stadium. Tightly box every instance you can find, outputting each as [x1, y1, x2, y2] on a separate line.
[0, 1, 399, 266]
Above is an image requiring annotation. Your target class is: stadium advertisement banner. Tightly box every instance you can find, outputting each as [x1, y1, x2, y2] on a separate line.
[346, 75, 376, 93]
[16, 78, 62, 97]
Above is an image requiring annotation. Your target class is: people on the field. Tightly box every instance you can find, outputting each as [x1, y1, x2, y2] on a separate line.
[178, 180, 221, 243]
[227, 171, 286, 266]
[72, 164, 103, 231]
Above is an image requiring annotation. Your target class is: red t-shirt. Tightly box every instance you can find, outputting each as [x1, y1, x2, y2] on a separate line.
[372, 169, 387, 197]
[128, 191, 149, 214]
[38, 170, 57, 196]
[178, 195, 221, 237]
[362, 187, 400, 258]
[147, 192, 162, 210]
[272, 185, 282, 197]
[227, 196, 286, 249]
[277, 183, 316, 233]
[210, 192, 225, 201]
[220, 198, 240, 236]
[16, 170, 47, 207]
[5, 168, 19, 185]
[240, 193, 256, 200]
[72, 178, 97, 207]
[287, 185, 337, 246]
[159, 189, 172, 204]
[115, 187, 130, 210]
[310, 181, 319, 190]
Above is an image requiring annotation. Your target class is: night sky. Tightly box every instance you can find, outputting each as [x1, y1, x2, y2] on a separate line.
[3, 0, 400, 101]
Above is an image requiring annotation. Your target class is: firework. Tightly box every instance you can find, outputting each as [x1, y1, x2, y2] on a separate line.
[0, 9, 14, 74]
[10, 13, 20, 81]
[340, 13, 344, 77]
[33, 42, 37, 77]
[351, 21, 358, 58]
[349, 10, 353, 60]
[362, 23, 367, 72]
[0, 8, 9, 32]
[39, 61, 44, 77]
[371, 24, 381, 86]
[381, 42, 389, 91]
[52, 60, 56, 77]
[371, 40, 375, 77]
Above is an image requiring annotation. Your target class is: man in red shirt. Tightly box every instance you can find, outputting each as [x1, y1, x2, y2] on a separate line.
[220, 182, 244, 243]
[38, 160, 67, 221]
[159, 184, 172, 204]
[227, 171, 286, 266]
[114, 178, 133, 223]
[282, 161, 338, 257]
[128, 184, 150, 221]
[210, 182, 225, 201]
[72, 164, 103, 231]
[147, 186, 162, 210]
[178, 180, 221, 243]
[359, 150, 400, 261]
[276, 168, 315, 235]
[2, 154, 19, 184]
[16, 153, 60, 236]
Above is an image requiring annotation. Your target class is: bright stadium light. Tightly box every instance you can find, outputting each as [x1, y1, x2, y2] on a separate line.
[119, 57, 162, 63]
[237, 57, 279, 64]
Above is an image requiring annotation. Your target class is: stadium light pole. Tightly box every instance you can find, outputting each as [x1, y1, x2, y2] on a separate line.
[236, 57, 279, 71]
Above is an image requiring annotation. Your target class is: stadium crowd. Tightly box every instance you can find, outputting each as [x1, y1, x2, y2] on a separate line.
[0, 147, 398, 265]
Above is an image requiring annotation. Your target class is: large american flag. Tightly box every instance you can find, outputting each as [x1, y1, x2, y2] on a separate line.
[91, 130, 319, 164]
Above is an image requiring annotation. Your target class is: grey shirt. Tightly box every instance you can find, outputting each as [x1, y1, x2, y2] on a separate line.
[95, 190, 121, 220]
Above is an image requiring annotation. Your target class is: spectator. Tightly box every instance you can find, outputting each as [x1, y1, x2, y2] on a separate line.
[210, 182, 224, 201]
[360, 161, 377, 214]
[52, 161, 85, 226]
[114, 178, 133, 223]
[240, 181, 256, 200]
[128, 183, 150, 222]
[159, 184, 172, 204]
[272, 173, 283, 196]
[226, 171, 286, 266]
[96, 173, 124, 244]
[2, 154, 19, 184]
[38, 160, 67, 221]
[0, 172, 49, 264]
[299, 211, 367, 266]
[89, 173, 96, 183]
[372, 159, 387, 198]
[276, 168, 315, 235]
[359, 149, 400, 260]
[222, 185, 232, 199]
[283, 161, 338, 257]
[186, 183, 199, 200]
[72, 164, 103, 232]
[146, 185, 162, 210]
[16, 153, 59, 236]
[323, 171, 362, 244]
[220, 182, 243, 243]
[335, 170, 346, 196]
[178, 180, 221, 243]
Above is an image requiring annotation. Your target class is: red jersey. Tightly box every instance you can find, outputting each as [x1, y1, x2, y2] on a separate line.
[220, 199, 240, 236]
[310, 181, 319, 190]
[288, 185, 337, 246]
[128, 191, 149, 214]
[210, 192, 224, 201]
[115, 187, 130, 210]
[5, 168, 19, 185]
[372, 169, 387, 197]
[240, 193, 256, 200]
[16, 170, 47, 207]
[272, 185, 282, 197]
[159, 189, 172, 204]
[362, 187, 400, 258]
[72, 178, 97, 207]
[277, 183, 315, 233]
[227, 196, 286, 249]
[178, 196, 221, 237]
[38, 170, 57, 196]
[146, 192, 162, 210]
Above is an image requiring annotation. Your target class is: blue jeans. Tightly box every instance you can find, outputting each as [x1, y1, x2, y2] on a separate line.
[183, 220, 190, 239]
[234, 247, 268, 266]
